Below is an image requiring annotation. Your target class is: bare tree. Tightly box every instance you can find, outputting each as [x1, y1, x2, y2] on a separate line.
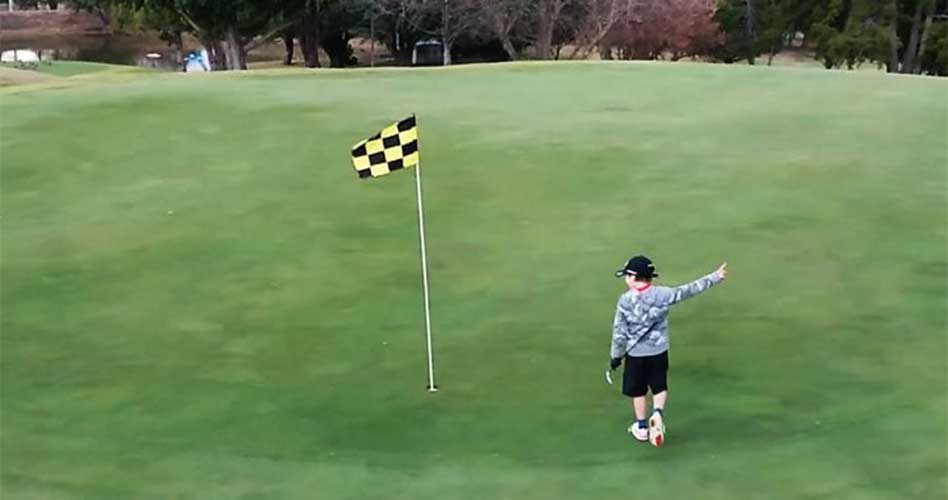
[534, 0, 568, 59]
[432, 0, 481, 65]
[373, 0, 479, 65]
[372, 0, 427, 63]
[478, 0, 530, 59]
[565, 0, 634, 59]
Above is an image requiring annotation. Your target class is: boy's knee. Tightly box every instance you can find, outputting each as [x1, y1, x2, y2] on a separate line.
[623, 384, 648, 398]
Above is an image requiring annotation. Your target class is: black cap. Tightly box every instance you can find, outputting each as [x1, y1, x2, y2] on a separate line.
[615, 255, 658, 279]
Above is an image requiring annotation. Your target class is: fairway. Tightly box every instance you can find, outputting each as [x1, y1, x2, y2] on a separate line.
[2, 62, 946, 499]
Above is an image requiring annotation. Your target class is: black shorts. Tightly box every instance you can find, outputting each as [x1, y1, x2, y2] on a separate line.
[622, 351, 669, 398]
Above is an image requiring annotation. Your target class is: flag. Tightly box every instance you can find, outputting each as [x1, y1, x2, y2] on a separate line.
[351, 116, 419, 179]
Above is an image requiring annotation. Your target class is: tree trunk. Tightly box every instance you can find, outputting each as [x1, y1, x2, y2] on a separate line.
[887, 26, 900, 72]
[370, 15, 376, 67]
[199, 38, 226, 70]
[914, 13, 933, 74]
[300, 5, 321, 68]
[322, 34, 350, 67]
[900, 0, 929, 74]
[499, 34, 518, 60]
[443, 41, 452, 65]
[598, 43, 612, 60]
[282, 28, 295, 65]
[441, 0, 450, 65]
[224, 29, 247, 70]
[93, 6, 111, 27]
[536, 1, 554, 59]
[171, 31, 185, 71]
[881, 0, 899, 72]
[745, 0, 755, 65]
[481, 0, 521, 60]
[536, 0, 565, 60]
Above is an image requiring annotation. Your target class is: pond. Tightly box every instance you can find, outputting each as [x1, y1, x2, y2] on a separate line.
[0, 34, 189, 71]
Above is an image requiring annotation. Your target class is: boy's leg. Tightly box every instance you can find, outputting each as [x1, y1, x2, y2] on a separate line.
[652, 390, 667, 411]
[622, 356, 650, 441]
[646, 351, 669, 447]
[648, 351, 670, 411]
[633, 396, 647, 420]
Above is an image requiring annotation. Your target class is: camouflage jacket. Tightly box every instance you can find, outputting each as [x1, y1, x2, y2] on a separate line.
[610, 270, 724, 359]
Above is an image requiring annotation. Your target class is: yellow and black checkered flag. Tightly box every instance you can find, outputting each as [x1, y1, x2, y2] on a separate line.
[351, 116, 419, 179]
[349, 115, 438, 392]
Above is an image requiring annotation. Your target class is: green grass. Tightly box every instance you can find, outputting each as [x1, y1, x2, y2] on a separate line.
[28, 60, 116, 77]
[0, 61, 155, 86]
[0, 66, 57, 87]
[0, 60, 115, 78]
[1, 62, 946, 499]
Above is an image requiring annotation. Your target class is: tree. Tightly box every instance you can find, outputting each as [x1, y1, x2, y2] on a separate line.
[755, 0, 786, 64]
[73, 0, 292, 70]
[564, 0, 634, 59]
[318, 0, 368, 67]
[369, 0, 428, 64]
[437, 0, 482, 64]
[599, 0, 721, 60]
[388, 0, 482, 65]
[806, 0, 892, 70]
[277, 0, 383, 69]
[69, 0, 121, 27]
[713, 0, 827, 65]
[533, 0, 569, 59]
[299, 0, 323, 68]
[478, 0, 530, 59]
[914, 0, 947, 73]
[917, 13, 947, 75]
[672, 0, 724, 59]
[898, 0, 935, 72]
[714, 0, 772, 63]
[803, 0, 944, 73]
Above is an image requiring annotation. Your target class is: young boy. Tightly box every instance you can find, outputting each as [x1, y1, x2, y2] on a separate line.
[609, 255, 727, 447]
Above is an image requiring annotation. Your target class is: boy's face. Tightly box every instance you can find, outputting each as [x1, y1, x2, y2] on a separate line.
[624, 274, 636, 289]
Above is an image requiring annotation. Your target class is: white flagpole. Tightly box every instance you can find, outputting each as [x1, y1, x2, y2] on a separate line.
[414, 160, 437, 392]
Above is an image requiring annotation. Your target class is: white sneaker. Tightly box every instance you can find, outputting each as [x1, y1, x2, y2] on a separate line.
[648, 411, 665, 448]
[627, 422, 648, 442]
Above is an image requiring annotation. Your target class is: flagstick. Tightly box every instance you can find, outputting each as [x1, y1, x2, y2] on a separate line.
[414, 161, 437, 392]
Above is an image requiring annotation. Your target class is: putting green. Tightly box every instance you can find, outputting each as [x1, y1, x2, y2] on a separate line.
[2, 62, 945, 499]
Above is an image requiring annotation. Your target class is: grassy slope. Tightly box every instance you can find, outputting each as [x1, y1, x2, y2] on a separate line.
[0, 61, 155, 90]
[0, 66, 57, 87]
[1, 63, 946, 500]
[27, 61, 116, 77]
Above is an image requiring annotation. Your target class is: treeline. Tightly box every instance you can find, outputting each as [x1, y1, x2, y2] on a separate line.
[715, 0, 947, 73]
[56, 0, 946, 75]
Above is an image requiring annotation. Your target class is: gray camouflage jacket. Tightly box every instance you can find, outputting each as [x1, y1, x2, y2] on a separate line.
[610, 270, 724, 359]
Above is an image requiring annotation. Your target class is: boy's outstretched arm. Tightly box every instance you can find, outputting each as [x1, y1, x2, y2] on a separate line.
[665, 262, 728, 306]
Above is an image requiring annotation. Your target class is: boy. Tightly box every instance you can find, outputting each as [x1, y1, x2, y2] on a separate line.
[609, 255, 727, 447]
